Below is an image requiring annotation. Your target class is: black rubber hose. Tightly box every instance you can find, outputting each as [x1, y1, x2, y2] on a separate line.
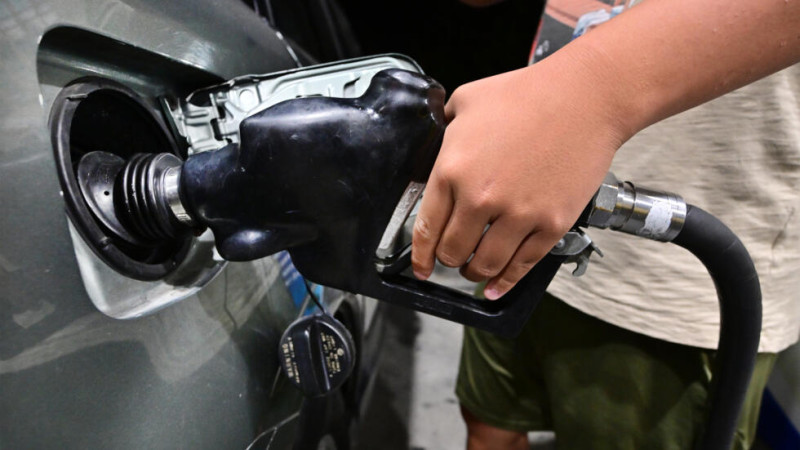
[671, 205, 762, 450]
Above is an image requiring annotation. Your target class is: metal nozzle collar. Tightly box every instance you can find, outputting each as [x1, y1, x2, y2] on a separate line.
[586, 172, 686, 242]
[163, 166, 196, 227]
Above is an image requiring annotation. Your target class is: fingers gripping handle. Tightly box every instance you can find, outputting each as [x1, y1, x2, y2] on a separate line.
[377, 254, 567, 337]
[372, 181, 568, 337]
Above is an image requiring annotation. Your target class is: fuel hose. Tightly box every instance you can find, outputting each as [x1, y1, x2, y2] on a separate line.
[672, 205, 762, 450]
[585, 174, 762, 450]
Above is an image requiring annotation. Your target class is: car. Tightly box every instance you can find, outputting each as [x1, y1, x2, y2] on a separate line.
[0, 1, 385, 448]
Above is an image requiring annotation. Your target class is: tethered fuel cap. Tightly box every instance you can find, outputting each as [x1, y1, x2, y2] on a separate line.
[279, 314, 355, 397]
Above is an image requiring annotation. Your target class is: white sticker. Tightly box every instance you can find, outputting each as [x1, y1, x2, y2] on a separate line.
[639, 200, 673, 239]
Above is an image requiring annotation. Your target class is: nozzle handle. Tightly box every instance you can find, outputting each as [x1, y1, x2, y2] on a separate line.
[181, 65, 564, 337]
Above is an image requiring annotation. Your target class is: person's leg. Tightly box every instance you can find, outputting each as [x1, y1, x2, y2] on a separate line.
[538, 296, 707, 449]
[728, 351, 776, 450]
[534, 293, 776, 450]
[456, 291, 776, 449]
[456, 307, 550, 449]
[461, 406, 529, 450]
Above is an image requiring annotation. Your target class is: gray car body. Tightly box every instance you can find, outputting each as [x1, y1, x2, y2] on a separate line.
[0, 0, 377, 448]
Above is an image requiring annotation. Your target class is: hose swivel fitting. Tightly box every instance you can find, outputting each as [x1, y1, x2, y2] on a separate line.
[586, 172, 686, 242]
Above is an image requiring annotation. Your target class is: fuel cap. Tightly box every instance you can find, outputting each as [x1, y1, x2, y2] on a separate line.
[279, 314, 355, 397]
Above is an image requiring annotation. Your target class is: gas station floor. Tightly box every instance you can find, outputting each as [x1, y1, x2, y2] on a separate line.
[356, 268, 555, 450]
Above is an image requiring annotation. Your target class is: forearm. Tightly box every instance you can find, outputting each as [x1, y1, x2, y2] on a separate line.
[540, 0, 800, 139]
[411, 0, 800, 297]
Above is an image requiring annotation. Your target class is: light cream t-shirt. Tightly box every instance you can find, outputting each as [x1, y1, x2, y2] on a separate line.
[547, 66, 800, 353]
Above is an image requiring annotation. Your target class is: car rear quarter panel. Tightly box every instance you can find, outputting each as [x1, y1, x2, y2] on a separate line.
[0, 0, 312, 447]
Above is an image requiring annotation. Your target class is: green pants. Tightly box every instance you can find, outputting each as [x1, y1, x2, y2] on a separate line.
[456, 293, 776, 449]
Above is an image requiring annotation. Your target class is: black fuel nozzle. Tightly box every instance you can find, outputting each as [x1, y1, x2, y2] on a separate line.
[87, 68, 564, 338]
[178, 68, 566, 337]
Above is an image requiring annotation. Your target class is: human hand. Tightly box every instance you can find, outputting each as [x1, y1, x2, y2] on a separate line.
[412, 0, 800, 300]
[411, 56, 628, 299]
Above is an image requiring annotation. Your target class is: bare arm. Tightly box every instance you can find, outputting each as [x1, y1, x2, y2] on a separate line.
[412, 0, 800, 299]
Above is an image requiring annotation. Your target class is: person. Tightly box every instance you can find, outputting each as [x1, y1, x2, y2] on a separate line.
[410, 0, 800, 448]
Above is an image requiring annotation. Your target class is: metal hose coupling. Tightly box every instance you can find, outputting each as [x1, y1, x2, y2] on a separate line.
[585, 172, 686, 242]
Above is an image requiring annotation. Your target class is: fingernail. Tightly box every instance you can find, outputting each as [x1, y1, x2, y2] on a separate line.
[413, 269, 430, 281]
[484, 286, 503, 300]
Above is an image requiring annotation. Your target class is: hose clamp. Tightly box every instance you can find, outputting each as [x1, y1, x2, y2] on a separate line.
[587, 172, 686, 242]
